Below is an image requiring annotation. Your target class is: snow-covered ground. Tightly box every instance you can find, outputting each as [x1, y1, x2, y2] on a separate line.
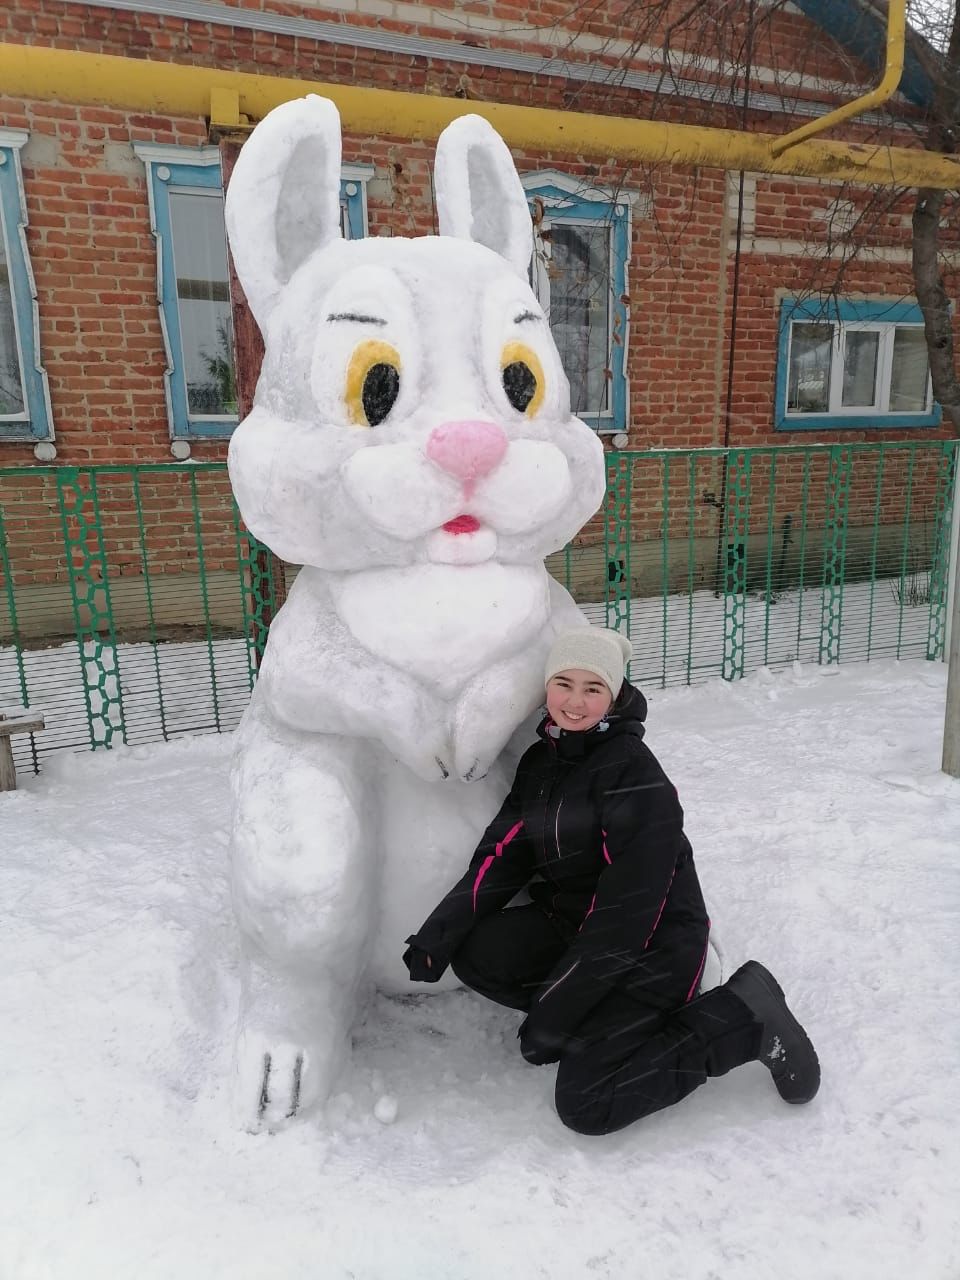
[1, 659, 958, 1280]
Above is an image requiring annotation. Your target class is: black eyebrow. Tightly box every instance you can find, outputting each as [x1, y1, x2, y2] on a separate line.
[326, 312, 387, 325]
[513, 310, 540, 324]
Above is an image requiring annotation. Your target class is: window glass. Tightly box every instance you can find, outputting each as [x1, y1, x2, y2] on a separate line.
[841, 330, 880, 407]
[168, 188, 236, 417]
[548, 223, 610, 415]
[889, 327, 929, 412]
[136, 146, 371, 440]
[788, 322, 833, 413]
[523, 175, 635, 432]
[0, 213, 25, 417]
[778, 299, 938, 430]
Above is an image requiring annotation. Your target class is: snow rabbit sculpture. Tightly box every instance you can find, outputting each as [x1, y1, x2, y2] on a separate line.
[224, 96, 606, 1129]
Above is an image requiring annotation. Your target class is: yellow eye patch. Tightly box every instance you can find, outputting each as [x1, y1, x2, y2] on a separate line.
[345, 339, 402, 427]
[500, 341, 545, 417]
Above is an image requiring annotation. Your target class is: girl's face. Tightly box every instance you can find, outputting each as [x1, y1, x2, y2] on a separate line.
[545, 669, 613, 733]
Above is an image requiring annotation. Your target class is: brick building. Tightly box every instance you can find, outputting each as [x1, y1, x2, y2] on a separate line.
[0, 0, 955, 468]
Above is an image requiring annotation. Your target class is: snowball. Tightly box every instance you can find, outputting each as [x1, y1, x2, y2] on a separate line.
[373, 1095, 399, 1125]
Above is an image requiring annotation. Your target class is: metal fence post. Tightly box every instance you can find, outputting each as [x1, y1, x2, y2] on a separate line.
[927, 441, 957, 661]
[721, 449, 751, 680]
[55, 468, 126, 749]
[943, 442, 960, 777]
[604, 451, 631, 656]
[819, 446, 852, 666]
[0, 496, 39, 774]
[944, 559, 960, 775]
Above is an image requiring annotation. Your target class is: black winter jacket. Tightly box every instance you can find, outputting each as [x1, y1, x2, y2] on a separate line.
[407, 682, 709, 1042]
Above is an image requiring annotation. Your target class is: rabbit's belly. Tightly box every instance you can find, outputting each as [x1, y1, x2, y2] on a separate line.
[333, 563, 550, 696]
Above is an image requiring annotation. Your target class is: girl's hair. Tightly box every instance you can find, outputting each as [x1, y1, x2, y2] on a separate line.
[611, 682, 630, 712]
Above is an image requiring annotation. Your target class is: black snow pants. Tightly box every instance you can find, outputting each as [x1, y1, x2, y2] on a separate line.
[450, 903, 760, 1136]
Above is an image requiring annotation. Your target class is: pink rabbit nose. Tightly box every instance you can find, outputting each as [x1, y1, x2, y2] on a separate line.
[426, 420, 508, 494]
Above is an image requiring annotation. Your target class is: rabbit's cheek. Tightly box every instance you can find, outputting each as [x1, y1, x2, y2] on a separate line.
[341, 445, 458, 540]
[471, 441, 573, 534]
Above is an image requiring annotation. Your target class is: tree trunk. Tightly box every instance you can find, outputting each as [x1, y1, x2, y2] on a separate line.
[912, 187, 960, 435]
[912, 1, 960, 436]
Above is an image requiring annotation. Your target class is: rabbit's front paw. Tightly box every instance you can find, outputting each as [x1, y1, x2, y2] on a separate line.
[452, 726, 511, 783]
[455, 754, 490, 784]
[403, 749, 455, 782]
[379, 723, 454, 782]
[453, 653, 546, 783]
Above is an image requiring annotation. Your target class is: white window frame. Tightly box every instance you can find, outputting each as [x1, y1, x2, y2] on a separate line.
[786, 320, 933, 418]
[777, 298, 940, 431]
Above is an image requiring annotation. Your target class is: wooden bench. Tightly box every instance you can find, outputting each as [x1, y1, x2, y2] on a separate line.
[0, 711, 46, 792]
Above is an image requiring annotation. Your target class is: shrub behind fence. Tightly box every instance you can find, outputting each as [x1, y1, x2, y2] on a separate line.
[1, 441, 956, 774]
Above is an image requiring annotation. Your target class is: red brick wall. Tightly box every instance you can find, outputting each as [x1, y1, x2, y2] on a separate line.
[722, 175, 960, 448]
[0, 94, 208, 466]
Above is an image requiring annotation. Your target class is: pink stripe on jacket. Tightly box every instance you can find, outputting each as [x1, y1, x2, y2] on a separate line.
[472, 820, 524, 911]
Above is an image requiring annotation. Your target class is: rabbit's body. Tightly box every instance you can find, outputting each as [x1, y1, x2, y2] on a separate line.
[255, 562, 580, 776]
[224, 97, 606, 1128]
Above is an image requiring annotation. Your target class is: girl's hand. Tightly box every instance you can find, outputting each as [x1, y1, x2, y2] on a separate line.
[518, 1017, 566, 1065]
[402, 938, 442, 982]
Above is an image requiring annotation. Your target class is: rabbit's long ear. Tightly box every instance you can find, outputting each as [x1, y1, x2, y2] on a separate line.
[225, 95, 343, 327]
[434, 115, 533, 279]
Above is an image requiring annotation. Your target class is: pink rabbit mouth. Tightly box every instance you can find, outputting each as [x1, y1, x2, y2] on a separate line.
[441, 515, 482, 535]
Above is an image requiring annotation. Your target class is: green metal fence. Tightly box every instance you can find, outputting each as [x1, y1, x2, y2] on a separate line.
[576, 440, 958, 687]
[0, 440, 956, 774]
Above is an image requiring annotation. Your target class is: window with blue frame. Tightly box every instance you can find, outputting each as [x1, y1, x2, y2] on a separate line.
[522, 172, 637, 433]
[776, 298, 939, 431]
[0, 129, 54, 447]
[135, 145, 371, 441]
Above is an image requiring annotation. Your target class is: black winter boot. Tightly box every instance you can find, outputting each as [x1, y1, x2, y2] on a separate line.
[726, 962, 820, 1104]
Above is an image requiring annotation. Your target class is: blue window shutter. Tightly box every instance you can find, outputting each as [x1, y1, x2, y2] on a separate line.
[522, 172, 638, 433]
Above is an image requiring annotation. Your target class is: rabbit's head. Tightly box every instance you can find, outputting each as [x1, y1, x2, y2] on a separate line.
[225, 96, 605, 570]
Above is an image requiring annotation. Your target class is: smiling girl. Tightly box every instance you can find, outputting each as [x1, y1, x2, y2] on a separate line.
[403, 626, 819, 1134]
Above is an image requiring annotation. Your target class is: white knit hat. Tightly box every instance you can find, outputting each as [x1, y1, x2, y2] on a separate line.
[544, 626, 633, 698]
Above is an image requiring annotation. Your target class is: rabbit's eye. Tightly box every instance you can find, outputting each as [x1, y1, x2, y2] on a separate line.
[346, 340, 402, 427]
[500, 342, 545, 416]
